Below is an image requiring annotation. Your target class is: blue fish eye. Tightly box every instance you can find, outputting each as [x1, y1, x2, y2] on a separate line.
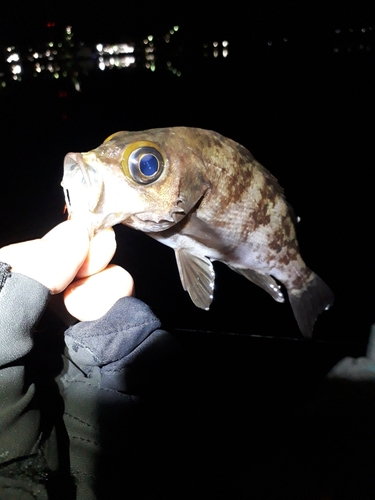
[127, 146, 164, 184]
[139, 154, 159, 176]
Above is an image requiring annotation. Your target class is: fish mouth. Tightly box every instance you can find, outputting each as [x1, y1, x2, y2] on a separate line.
[62, 152, 103, 216]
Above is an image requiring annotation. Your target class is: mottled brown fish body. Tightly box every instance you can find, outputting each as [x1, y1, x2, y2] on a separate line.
[62, 127, 334, 337]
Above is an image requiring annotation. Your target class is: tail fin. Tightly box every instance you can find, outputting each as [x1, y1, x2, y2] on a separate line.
[288, 272, 334, 338]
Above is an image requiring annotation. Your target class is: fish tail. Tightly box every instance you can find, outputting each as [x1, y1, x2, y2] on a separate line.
[288, 272, 334, 338]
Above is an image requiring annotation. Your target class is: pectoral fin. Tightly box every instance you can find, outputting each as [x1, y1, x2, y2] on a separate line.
[175, 248, 215, 310]
[227, 265, 285, 303]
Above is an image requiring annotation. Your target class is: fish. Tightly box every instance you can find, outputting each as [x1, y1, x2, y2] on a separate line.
[61, 127, 334, 337]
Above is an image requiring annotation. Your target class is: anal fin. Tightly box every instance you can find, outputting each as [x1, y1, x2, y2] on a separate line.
[227, 265, 285, 303]
[175, 248, 215, 310]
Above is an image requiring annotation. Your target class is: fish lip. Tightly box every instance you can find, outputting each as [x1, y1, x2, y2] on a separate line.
[62, 152, 103, 215]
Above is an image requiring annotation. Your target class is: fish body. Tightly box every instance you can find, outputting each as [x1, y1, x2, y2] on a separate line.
[62, 127, 334, 337]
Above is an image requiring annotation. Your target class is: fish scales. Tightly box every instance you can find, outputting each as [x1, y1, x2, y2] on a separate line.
[62, 127, 334, 337]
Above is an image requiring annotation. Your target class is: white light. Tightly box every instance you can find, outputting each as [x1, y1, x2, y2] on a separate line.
[6, 53, 19, 63]
[222, 40, 228, 47]
[118, 43, 134, 53]
[148, 35, 153, 42]
[122, 56, 135, 67]
[11, 64, 22, 74]
[213, 49, 218, 57]
[96, 44, 103, 52]
[173, 25, 179, 31]
[99, 61, 105, 70]
[222, 48, 228, 57]
[213, 41, 218, 47]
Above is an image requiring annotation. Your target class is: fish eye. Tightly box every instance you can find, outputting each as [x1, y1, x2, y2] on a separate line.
[122, 144, 164, 184]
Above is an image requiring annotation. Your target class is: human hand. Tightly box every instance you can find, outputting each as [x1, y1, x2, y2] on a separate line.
[0, 220, 134, 321]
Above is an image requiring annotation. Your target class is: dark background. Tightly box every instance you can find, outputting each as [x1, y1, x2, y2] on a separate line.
[1, 0, 374, 342]
[1, 1, 375, 497]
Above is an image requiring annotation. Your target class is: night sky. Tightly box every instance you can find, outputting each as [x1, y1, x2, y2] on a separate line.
[1, 0, 374, 46]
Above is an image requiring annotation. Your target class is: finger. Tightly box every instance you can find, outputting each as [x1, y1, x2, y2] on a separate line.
[63, 264, 134, 321]
[0, 220, 90, 294]
[76, 227, 117, 278]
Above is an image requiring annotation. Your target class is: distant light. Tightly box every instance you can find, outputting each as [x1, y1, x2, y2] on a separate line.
[11, 64, 21, 75]
[361, 28, 366, 32]
[118, 43, 134, 53]
[99, 61, 105, 71]
[173, 25, 179, 31]
[53, 72, 59, 79]
[335, 29, 341, 34]
[150, 63, 155, 71]
[283, 37, 288, 42]
[222, 40, 228, 47]
[213, 41, 218, 47]
[170, 29, 174, 34]
[97, 44, 103, 52]
[6, 53, 19, 63]
[267, 40, 272, 46]
[49, 42, 54, 47]
[213, 49, 218, 57]
[148, 35, 153, 42]
[222, 48, 228, 57]
[66, 26, 72, 35]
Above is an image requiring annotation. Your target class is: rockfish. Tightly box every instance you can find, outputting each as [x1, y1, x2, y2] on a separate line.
[61, 127, 334, 337]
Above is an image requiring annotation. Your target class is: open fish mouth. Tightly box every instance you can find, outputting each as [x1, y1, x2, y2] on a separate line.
[62, 152, 103, 217]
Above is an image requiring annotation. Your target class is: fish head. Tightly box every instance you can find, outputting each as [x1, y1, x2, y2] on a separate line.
[61, 129, 210, 236]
